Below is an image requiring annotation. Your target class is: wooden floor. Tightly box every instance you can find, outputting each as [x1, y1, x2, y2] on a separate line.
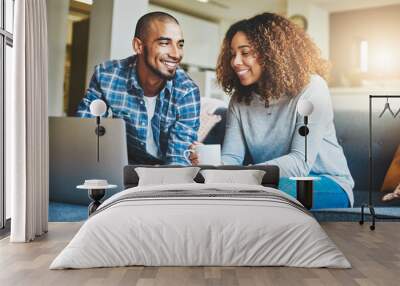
[0, 222, 399, 286]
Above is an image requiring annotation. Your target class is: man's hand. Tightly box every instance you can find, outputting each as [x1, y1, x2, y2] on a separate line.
[187, 141, 203, 165]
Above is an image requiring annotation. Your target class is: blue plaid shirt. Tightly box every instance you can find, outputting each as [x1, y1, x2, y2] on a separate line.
[77, 56, 200, 165]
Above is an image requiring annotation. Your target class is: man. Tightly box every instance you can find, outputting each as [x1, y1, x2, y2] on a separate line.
[77, 12, 200, 165]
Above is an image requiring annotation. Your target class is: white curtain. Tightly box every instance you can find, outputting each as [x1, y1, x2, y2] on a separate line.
[9, 0, 49, 242]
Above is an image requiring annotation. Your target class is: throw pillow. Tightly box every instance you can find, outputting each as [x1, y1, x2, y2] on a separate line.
[200, 169, 266, 185]
[198, 113, 221, 142]
[135, 167, 200, 186]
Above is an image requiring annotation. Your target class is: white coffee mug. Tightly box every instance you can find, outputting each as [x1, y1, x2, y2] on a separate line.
[184, 144, 221, 166]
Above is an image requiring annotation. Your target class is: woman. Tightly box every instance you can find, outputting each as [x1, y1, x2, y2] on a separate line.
[192, 13, 354, 208]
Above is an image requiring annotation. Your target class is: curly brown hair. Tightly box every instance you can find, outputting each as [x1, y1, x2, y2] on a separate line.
[216, 13, 329, 106]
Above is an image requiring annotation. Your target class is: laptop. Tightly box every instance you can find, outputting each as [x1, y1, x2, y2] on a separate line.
[49, 117, 128, 205]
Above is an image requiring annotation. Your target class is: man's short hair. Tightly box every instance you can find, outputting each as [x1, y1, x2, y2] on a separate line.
[134, 12, 179, 40]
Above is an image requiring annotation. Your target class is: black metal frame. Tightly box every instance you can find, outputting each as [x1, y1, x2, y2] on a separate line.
[0, 0, 14, 230]
[359, 95, 400, 230]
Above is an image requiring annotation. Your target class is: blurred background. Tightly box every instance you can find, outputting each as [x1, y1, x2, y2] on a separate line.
[46, 0, 400, 116]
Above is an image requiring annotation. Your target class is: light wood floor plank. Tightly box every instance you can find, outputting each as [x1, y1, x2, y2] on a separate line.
[0, 222, 399, 286]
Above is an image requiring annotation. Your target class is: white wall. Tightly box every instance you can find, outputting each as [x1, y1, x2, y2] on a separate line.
[86, 0, 113, 85]
[148, 4, 220, 69]
[218, 19, 235, 48]
[86, 0, 148, 85]
[110, 0, 148, 59]
[46, 0, 69, 116]
[287, 0, 330, 59]
[308, 5, 329, 59]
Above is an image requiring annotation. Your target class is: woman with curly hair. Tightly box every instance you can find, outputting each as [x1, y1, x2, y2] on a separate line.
[192, 13, 354, 208]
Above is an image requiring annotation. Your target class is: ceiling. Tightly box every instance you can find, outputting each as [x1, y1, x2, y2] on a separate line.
[75, 0, 400, 22]
[311, 0, 400, 12]
[149, 0, 286, 22]
[150, 0, 400, 22]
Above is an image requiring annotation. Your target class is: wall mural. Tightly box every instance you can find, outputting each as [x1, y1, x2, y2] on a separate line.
[47, 1, 400, 225]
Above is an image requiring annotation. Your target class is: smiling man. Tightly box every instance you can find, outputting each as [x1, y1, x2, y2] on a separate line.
[77, 12, 200, 165]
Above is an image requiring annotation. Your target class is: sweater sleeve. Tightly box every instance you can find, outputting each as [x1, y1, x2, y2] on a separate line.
[221, 100, 247, 165]
[262, 77, 333, 177]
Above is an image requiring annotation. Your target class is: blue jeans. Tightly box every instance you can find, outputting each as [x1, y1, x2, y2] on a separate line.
[279, 175, 350, 209]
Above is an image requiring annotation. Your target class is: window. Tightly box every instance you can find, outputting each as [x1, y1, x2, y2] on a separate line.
[0, 0, 14, 231]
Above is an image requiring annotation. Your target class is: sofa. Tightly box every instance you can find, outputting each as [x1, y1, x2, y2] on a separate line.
[203, 93, 400, 207]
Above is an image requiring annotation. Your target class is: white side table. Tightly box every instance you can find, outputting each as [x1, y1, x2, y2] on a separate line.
[77, 180, 117, 215]
[289, 177, 321, 210]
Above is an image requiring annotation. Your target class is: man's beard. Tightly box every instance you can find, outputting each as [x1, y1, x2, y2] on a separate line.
[143, 47, 176, 80]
